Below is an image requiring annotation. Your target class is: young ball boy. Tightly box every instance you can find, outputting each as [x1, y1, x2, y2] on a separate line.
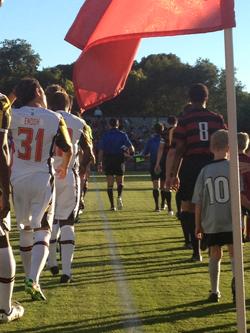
[192, 129, 235, 302]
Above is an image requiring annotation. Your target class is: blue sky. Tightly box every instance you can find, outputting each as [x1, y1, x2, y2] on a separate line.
[1, 0, 249, 92]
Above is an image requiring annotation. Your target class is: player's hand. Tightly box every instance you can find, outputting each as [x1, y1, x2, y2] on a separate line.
[239, 162, 250, 174]
[0, 193, 10, 219]
[169, 176, 180, 191]
[195, 226, 203, 240]
[154, 165, 161, 174]
[56, 165, 68, 179]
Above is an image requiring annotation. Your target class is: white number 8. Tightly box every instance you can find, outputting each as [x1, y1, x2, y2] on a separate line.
[199, 122, 209, 141]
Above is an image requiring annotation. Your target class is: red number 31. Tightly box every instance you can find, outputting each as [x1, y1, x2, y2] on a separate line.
[18, 127, 44, 162]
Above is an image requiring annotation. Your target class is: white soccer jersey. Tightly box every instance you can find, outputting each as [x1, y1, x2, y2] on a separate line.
[10, 106, 62, 183]
[53, 110, 86, 171]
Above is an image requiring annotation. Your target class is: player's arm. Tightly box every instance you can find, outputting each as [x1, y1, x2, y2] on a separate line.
[195, 203, 203, 239]
[79, 129, 96, 164]
[165, 139, 185, 190]
[54, 118, 73, 179]
[155, 141, 164, 172]
[0, 94, 11, 218]
[241, 193, 250, 210]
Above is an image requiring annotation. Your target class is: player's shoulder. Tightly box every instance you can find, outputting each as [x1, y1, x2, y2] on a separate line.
[0, 93, 11, 112]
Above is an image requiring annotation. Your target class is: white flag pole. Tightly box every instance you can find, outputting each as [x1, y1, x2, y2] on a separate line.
[224, 28, 246, 333]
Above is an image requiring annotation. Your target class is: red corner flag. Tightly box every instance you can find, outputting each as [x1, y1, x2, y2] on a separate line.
[65, 0, 235, 110]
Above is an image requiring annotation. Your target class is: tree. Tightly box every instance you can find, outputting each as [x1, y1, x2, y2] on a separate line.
[0, 39, 41, 93]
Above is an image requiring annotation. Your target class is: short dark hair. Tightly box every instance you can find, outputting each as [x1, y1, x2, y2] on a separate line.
[48, 91, 70, 112]
[154, 123, 163, 134]
[109, 118, 119, 127]
[15, 77, 41, 107]
[188, 83, 209, 103]
[45, 84, 67, 109]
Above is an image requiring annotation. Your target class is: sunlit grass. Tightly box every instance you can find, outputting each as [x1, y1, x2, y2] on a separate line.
[2, 173, 249, 332]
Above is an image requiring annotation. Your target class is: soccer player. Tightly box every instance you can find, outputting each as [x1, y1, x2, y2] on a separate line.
[143, 123, 164, 211]
[46, 90, 94, 283]
[237, 132, 250, 241]
[193, 129, 234, 302]
[154, 116, 177, 214]
[166, 83, 227, 261]
[10, 78, 72, 300]
[0, 92, 24, 322]
[98, 118, 135, 211]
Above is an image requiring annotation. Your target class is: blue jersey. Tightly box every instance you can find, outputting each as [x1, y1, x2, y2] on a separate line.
[143, 134, 161, 165]
[99, 128, 132, 156]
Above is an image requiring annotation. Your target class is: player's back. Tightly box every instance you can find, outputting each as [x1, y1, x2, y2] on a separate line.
[54, 110, 86, 170]
[10, 106, 61, 182]
[174, 107, 226, 156]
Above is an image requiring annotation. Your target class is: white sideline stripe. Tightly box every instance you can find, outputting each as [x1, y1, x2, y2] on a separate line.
[94, 179, 143, 333]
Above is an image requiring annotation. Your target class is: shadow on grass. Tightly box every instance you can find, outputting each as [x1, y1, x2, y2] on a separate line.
[7, 301, 238, 333]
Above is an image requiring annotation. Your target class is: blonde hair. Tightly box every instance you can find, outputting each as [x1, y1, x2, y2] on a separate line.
[237, 132, 249, 152]
[210, 129, 228, 151]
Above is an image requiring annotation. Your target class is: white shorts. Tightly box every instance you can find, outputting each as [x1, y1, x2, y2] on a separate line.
[12, 173, 55, 230]
[54, 169, 80, 221]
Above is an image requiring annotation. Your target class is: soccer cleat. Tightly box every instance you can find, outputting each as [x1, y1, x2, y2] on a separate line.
[25, 278, 46, 301]
[110, 206, 117, 211]
[231, 277, 236, 303]
[207, 291, 221, 303]
[117, 197, 123, 210]
[191, 253, 202, 262]
[60, 274, 71, 283]
[0, 301, 24, 323]
[168, 210, 174, 216]
[154, 207, 160, 212]
[50, 266, 59, 276]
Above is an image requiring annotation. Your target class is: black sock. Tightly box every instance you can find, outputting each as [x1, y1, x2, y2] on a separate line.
[187, 212, 200, 256]
[117, 184, 123, 197]
[153, 189, 159, 209]
[160, 190, 165, 207]
[179, 211, 191, 244]
[107, 188, 114, 207]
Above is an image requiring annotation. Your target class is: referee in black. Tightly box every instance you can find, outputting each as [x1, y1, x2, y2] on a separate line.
[98, 118, 134, 210]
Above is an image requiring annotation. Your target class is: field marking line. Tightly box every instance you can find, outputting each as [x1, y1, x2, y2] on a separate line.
[94, 177, 143, 333]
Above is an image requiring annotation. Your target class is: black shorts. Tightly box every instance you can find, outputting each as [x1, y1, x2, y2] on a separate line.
[150, 161, 166, 181]
[104, 154, 125, 176]
[203, 232, 233, 247]
[179, 154, 213, 201]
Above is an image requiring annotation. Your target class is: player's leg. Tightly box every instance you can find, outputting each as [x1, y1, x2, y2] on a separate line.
[152, 179, 160, 212]
[227, 242, 235, 302]
[47, 220, 60, 275]
[107, 175, 115, 210]
[19, 226, 33, 279]
[208, 244, 222, 302]
[59, 218, 75, 283]
[25, 174, 55, 301]
[0, 223, 24, 322]
[116, 174, 124, 210]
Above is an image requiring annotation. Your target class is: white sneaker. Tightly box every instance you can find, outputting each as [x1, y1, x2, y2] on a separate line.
[117, 197, 123, 210]
[168, 210, 174, 216]
[0, 302, 24, 323]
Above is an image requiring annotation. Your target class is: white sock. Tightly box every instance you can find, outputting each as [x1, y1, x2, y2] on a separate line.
[0, 244, 16, 313]
[29, 230, 51, 284]
[48, 222, 60, 268]
[19, 229, 33, 278]
[60, 225, 75, 277]
[209, 257, 221, 294]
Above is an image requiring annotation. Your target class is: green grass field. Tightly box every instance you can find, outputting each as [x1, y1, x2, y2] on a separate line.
[2, 173, 250, 333]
